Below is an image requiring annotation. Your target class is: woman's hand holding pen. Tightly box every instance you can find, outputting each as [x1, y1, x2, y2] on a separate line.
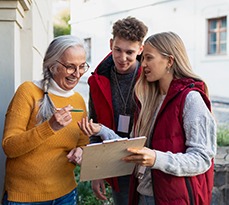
[123, 147, 156, 167]
[78, 116, 101, 136]
[49, 105, 73, 131]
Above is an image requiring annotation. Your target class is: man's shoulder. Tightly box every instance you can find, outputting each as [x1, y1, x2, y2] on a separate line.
[93, 53, 114, 75]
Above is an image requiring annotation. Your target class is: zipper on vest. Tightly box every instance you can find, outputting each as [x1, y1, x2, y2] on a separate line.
[185, 177, 195, 205]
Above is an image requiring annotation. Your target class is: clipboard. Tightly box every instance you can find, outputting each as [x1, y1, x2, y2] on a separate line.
[79, 136, 146, 182]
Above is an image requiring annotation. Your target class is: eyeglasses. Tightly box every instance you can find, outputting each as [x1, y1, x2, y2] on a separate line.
[56, 60, 90, 74]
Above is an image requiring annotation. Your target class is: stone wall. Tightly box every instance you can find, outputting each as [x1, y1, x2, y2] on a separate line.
[212, 147, 229, 205]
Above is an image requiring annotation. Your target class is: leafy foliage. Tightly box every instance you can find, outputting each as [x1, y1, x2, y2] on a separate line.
[217, 124, 229, 146]
[74, 166, 114, 204]
[53, 9, 70, 37]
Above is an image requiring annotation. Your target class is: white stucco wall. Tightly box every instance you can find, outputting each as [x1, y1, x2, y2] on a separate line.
[0, 0, 53, 200]
[70, 0, 229, 99]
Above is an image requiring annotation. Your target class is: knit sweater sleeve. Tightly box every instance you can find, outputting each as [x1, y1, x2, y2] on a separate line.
[95, 125, 122, 140]
[153, 91, 217, 176]
[2, 82, 55, 158]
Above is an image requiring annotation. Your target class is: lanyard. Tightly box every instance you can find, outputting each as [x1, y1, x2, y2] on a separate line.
[114, 62, 139, 114]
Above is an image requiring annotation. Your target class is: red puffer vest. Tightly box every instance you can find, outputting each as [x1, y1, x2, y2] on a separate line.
[88, 52, 142, 191]
[129, 78, 214, 205]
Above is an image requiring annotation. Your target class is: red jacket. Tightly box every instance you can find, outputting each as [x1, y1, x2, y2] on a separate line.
[129, 78, 214, 205]
[88, 52, 142, 191]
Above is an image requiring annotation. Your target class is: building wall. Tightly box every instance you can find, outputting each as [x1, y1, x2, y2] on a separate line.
[0, 0, 53, 199]
[70, 0, 229, 99]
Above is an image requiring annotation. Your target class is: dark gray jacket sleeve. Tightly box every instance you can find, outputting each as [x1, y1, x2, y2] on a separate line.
[88, 92, 103, 143]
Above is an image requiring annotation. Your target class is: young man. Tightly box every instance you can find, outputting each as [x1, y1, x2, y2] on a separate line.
[88, 16, 148, 205]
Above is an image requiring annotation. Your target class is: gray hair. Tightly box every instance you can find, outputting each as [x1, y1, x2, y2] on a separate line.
[36, 35, 86, 124]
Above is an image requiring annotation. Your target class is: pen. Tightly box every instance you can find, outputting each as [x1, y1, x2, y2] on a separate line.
[70, 109, 84, 112]
[56, 108, 84, 112]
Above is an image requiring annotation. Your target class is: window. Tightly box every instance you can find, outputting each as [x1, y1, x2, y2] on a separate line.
[84, 38, 91, 62]
[208, 16, 227, 55]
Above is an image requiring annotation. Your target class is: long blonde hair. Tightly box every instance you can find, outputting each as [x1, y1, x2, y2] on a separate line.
[133, 32, 208, 138]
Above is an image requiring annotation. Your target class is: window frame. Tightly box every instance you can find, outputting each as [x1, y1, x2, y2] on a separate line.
[84, 38, 91, 63]
[208, 16, 227, 55]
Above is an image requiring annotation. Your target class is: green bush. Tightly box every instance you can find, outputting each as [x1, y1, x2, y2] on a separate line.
[74, 166, 113, 205]
[53, 9, 70, 37]
[217, 124, 229, 146]
[54, 25, 70, 37]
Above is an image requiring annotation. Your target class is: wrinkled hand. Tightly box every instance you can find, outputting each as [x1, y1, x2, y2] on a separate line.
[123, 147, 156, 167]
[78, 116, 102, 136]
[67, 147, 83, 165]
[49, 105, 73, 131]
[91, 179, 107, 200]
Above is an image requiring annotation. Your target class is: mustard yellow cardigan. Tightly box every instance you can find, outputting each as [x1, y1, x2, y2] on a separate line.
[2, 81, 89, 202]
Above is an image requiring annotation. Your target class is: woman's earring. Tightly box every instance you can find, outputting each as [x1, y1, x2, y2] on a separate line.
[166, 66, 170, 73]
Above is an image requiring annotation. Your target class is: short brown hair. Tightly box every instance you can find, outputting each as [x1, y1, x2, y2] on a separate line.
[112, 16, 148, 43]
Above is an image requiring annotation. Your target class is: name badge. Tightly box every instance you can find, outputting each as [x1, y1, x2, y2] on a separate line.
[117, 114, 130, 133]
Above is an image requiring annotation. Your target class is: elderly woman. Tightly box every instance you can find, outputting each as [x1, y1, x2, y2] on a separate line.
[2, 35, 89, 205]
